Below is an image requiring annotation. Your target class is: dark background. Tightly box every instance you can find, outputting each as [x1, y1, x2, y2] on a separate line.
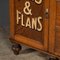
[0, 0, 9, 32]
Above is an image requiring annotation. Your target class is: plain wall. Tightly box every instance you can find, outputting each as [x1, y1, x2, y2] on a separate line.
[0, 0, 9, 32]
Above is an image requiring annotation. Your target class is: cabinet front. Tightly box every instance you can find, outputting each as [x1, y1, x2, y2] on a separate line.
[55, 0, 60, 56]
[10, 0, 49, 51]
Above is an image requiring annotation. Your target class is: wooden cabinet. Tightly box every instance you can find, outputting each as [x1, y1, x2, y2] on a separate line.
[9, 0, 60, 58]
[49, 0, 60, 57]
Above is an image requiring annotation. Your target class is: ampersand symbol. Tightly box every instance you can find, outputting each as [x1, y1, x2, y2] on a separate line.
[23, 1, 32, 15]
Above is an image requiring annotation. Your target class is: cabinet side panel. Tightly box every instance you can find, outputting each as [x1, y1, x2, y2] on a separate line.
[49, 0, 56, 53]
[9, 0, 15, 37]
[55, 0, 60, 56]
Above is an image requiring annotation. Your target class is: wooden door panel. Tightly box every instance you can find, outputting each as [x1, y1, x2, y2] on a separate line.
[15, 0, 44, 44]
[56, 0, 60, 15]
[10, 0, 49, 51]
[55, 0, 60, 56]
[56, 16, 60, 26]
[49, 0, 60, 56]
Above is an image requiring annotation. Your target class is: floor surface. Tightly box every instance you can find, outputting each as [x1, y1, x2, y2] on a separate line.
[0, 29, 49, 60]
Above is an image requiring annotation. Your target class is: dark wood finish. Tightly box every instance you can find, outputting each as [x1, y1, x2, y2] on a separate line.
[43, 0, 49, 51]
[55, 0, 60, 56]
[15, 0, 49, 51]
[9, 0, 60, 57]
[49, 0, 60, 57]
[56, 16, 60, 26]
[10, 0, 49, 51]
[15, 34, 44, 50]
[56, 1, 60, 16]
[49, 0, 56, 53]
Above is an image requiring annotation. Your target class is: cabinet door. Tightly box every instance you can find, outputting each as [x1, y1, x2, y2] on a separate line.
[10, 0, 49, 51]
[49, 0, 60, 56]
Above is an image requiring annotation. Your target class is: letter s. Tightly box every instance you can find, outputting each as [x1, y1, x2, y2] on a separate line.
[35, 0, 42, 4]
[37, 17, 42, 31]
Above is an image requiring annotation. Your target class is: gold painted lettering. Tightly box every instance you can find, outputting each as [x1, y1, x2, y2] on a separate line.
[26, 17, 31, 28]
[32, 18, 37, 30]
[17, 10, 25, 26]
[37, 17, 42, 31]
[21, 14, 25, 26]
[35, 0, 42, 4]
[17, 10, 21, 24]
[23, 1, 32, 15]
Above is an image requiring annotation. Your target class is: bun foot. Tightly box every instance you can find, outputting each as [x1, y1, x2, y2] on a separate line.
[12, 43, 22, 55]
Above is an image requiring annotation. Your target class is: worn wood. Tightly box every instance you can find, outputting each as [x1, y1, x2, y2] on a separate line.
[15, 0, 45, 45]
[10, 0, 49, 51]
[9, 0, 15, 38]
[56, 16, 60, 26]
[56, 1, 60, 15]
[14, 34, 44, 50]
[49, 0, 56, 53]
[9, 0, 60, 57]
[43, 0, 49, 51]
[50, 0, 60, 57]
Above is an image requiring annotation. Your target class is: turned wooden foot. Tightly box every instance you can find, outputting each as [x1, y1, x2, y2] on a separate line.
[12, 43, 22, 55]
